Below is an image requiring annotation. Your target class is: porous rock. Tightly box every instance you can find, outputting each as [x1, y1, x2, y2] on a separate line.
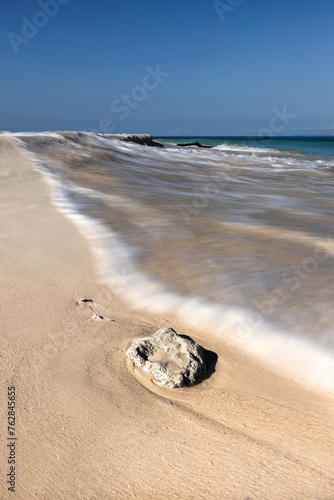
[126, 327, 206, 388]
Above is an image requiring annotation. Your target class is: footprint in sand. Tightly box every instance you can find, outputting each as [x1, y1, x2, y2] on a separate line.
[79, 298, 115, 322]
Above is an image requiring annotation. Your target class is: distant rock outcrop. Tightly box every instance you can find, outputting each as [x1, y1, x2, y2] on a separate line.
[177, 141, 214, 149]
[126, 327, 206, 388]
[102, 133, 165, 148]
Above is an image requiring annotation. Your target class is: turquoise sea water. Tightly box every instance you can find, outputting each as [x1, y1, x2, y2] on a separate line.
[157, 136, 334, 159]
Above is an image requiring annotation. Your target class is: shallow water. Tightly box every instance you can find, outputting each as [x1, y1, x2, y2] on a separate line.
[7, 131, 334, 392]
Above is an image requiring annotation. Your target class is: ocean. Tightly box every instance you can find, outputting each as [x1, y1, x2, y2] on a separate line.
[7, 132, 334, 392]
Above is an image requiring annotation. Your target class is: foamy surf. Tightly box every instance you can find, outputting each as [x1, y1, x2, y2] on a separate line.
[7, 130, 334, 395]
[34, 169, 334, 393]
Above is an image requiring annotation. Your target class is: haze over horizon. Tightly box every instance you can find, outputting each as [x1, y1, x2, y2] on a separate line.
[1, 0, 334, 136]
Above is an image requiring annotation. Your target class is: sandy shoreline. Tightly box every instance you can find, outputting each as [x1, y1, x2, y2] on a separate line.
[1, 135, 334, 499]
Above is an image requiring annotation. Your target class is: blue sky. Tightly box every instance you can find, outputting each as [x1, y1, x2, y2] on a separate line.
[1, 0, 334, 136]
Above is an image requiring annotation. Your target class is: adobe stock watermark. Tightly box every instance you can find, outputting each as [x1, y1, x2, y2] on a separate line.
[179, 170, 231, 224]
[257, 107, 296, 140]
[247, 106, 296, 147]
[213, 0, 243, 21]
[7, 0, 71, 54]
[91, 65, 169, 134]
[236, 236, 334, 341]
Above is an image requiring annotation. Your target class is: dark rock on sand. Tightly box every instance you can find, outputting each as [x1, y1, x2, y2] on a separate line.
[176, 141, 214, 149]
[126, 327, 206, 388]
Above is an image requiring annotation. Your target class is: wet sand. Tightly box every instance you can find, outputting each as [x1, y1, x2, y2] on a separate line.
[1, 135, 334, 499]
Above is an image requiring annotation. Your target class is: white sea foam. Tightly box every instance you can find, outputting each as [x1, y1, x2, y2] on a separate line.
[37, 165, 334, 396]
[214, 143, 279, 154]
[11, 131, 334, 395]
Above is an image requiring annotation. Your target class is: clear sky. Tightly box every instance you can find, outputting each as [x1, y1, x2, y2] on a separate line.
[1, 0, 334, 136]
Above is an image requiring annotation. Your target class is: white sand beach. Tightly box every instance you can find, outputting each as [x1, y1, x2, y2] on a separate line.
[1, 135, 334, 499]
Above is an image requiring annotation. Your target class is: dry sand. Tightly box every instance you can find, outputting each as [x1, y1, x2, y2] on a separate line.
[1, 135, 334, 499]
